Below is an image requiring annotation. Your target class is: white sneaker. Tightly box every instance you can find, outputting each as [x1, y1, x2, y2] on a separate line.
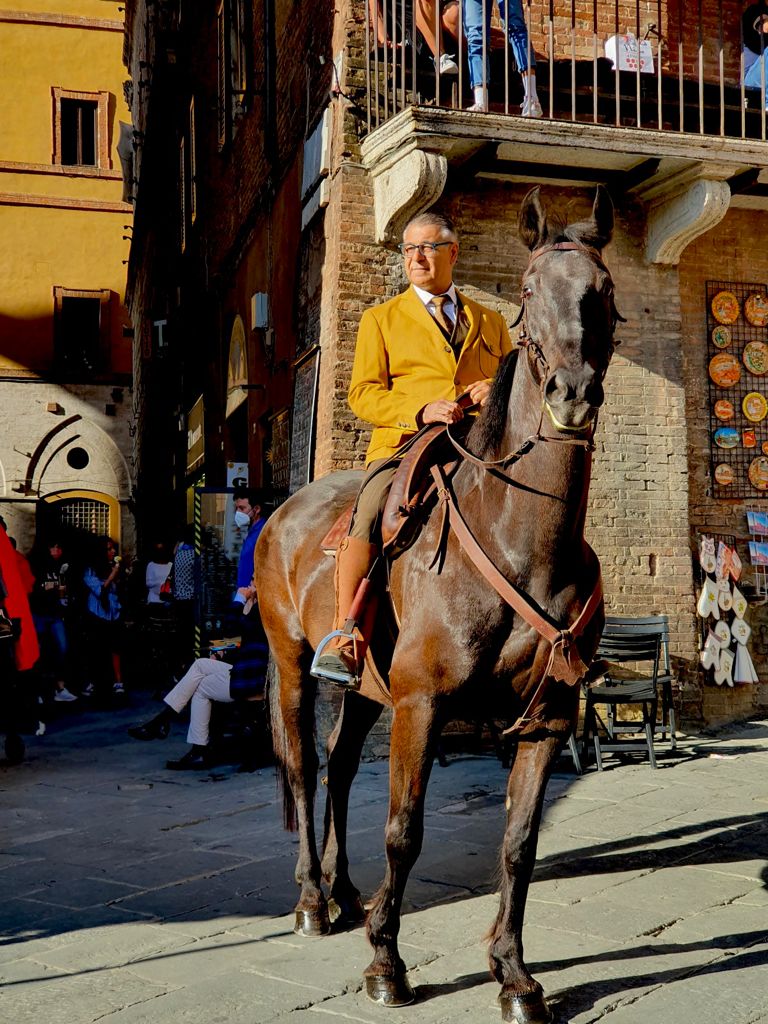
[54, 687, 78, 702]
[438, 53, 458, 75]
[81, 683, 94, 697]
[467, 102, 487, 112]
[113, 682, 125, 695]
[521, 98, 543, 118]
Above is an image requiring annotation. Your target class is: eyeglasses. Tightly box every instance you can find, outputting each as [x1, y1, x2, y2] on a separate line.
[397, 242, 453, 257]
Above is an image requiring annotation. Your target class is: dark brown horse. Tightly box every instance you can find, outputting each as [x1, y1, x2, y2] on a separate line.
[254, 186, 622, 1024]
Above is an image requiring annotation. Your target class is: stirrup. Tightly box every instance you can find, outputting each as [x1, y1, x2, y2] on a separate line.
[310, 629, 361, 688]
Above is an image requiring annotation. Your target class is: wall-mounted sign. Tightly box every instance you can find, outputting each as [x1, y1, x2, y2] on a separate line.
[289, 345, 320, 494]
[225, 315, 248, 418]
[186, 394, 204, 473]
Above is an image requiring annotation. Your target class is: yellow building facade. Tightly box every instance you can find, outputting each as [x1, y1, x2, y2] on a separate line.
[0, 1, 134, 553]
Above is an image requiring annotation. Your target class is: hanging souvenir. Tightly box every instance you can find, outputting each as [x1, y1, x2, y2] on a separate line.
[696, 577, 719, 619]
[699, 535, 716, 574]
[717, 579, 733, 611]
[700, 630, 720, 671]
[734, 644, 759, 684]
[743, 429, 757, 449]
[748, 456, 768, 491]
[743, 341, 768, 376]
[715, 647, 735, 687]
[711, 290, 740, 324]
[731, 617, 751, 645]
[709, 353, 741, 388]
[730, 550, 742, 581]
[745, 291, 768, 327]
[714, 463, 734, 486]
[716, 541, 731, 580]
[743, 392, 768, 423]
[714, 426, 739, 449]
[714, 619, 732, 647]
[712, 325, 732, 349]
[714, 399, 735, 421]
[732, 585, 748, 618]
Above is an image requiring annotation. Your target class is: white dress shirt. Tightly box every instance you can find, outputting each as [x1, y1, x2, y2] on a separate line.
[413, 283, 458, 328]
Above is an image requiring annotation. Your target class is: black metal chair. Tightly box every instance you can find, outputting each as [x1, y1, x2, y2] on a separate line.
[602, 615, 676, 749]
[582, 627, 663, 770]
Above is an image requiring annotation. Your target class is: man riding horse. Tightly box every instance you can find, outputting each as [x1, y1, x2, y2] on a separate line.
[312, 211, 514, 688]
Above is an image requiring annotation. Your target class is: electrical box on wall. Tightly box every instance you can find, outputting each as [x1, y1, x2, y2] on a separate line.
[251, 292, 270, 330]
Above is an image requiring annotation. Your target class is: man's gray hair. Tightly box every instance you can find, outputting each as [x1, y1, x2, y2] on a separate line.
[403, 211, 458, 242]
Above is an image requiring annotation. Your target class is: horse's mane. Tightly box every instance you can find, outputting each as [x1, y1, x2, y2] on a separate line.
[469, 349, 520, 457]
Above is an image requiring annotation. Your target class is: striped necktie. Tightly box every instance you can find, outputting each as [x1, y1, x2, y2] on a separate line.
[431, 294, 454, 335]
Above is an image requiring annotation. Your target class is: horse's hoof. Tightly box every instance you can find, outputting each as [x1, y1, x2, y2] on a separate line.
[499, 988, 552, 1024]
[293, 908, 331, 937]
[365, 973, 416, 1007]
[328, 894, 366, 928]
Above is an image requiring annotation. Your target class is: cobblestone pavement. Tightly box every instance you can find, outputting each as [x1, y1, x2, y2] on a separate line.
[2, 694, 768, 1024]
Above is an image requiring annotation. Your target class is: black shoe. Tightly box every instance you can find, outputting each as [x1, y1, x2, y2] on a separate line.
[312, 647, 361, 689]
[128, 718, 170, 741]
[165, 748, 210, 771]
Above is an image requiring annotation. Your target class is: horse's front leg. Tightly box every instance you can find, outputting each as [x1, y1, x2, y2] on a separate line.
[364, 694, 441, 1006]
[321, 690, 383, 927]
[490, 731, 563, 1024]
[276, 654, 329, 937]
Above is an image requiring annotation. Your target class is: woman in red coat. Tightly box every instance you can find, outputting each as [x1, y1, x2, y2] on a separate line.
[0, 524, 39, 671]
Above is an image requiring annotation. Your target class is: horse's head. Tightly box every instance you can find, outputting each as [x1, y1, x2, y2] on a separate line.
[517, 186, 623, 433]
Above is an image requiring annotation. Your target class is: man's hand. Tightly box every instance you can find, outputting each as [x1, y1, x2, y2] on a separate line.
[421, 399, 463, 425]
[237, 585, 257, 601]
[468, 379, 493, 407]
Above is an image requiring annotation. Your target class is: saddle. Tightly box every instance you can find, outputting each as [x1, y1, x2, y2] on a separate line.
[319, 421, 459, 557]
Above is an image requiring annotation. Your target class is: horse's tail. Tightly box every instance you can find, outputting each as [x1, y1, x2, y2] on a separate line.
[267, 655, 297, 832]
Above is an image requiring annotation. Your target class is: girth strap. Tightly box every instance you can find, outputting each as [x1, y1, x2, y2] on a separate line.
[430, 464, 603, 733]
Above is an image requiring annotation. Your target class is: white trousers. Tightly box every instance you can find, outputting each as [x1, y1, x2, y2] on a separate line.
[163, 657, 233, 746]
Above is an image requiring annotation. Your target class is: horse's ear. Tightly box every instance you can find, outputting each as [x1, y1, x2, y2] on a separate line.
[590, 184, 614, 250]
[519, 187, 548, 251]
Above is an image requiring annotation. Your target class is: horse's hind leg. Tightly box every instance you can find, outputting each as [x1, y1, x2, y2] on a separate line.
[273, 645, 330, 937]
[364, 696, 442, 1006]
[490, 733, 562, 1024]
[321, 690, 383, 927]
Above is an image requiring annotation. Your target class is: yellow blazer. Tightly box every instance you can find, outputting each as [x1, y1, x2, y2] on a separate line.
[349, 285, 514, 464]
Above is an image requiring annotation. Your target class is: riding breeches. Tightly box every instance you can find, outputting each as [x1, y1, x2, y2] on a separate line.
[348, 459, 399, 543]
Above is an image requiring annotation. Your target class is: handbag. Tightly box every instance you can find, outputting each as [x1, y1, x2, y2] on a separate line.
[159, 575, 173, 602]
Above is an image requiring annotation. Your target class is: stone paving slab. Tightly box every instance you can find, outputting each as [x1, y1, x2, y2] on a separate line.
[2, 698, 768, 1023]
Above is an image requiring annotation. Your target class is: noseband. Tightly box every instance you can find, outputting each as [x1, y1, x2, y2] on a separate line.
[512, 241, 622, 436]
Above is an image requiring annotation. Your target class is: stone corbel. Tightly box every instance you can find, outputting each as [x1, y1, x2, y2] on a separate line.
[646, 179, 731, 265]
[369, 149, 448, 246]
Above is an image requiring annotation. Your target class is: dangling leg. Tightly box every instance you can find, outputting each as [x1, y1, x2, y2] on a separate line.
[490, 732, 563, 1024]
[312, 461, 395, 689]
[321, 690, 384, 926]
[364, 693, 443, 1005]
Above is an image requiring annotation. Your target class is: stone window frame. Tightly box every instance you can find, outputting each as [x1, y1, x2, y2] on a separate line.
[52, 87, 111, 169]
[53, 286, 112, 374]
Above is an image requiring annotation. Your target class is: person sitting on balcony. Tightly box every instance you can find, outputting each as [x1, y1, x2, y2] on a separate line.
[370, 0, 460, 75]
[743, 2, 768, 108]
[463, 0, 541, 115]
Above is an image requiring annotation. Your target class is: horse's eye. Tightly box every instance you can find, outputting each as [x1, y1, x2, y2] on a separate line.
[523, 286, 533, 299]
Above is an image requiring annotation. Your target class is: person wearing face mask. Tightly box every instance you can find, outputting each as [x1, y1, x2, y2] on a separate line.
[232, 487, 269, 592]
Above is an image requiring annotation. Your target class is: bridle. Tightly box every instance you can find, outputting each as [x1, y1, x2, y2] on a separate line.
[446, 240, 623, 472]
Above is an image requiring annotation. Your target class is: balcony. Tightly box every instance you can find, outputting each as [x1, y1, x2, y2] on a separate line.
[358, 1, 768, 262]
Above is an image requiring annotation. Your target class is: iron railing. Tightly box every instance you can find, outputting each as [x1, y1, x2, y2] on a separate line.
[363, 0, 768, 142]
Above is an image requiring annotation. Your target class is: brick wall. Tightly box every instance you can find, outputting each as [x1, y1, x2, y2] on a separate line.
[679, 208, 768, 725]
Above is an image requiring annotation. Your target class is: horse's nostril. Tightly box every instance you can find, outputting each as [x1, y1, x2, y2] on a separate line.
[546, 371, 575, 403]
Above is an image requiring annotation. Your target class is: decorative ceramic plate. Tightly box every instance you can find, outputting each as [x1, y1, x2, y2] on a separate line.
[714, 463, 734, 486]
[714, 399, 735, 421]
[709, 352, 741, 387]
[762, 441, 768, 455]
[714, 426, 739, 449]
[712, 325, 732, 349]
[711, 290, 740, 324]
[748, 455, 768, 490]
[745, 292, 768, 326]
[743, 391, 768, 422]
[743, 341, 768, 375]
